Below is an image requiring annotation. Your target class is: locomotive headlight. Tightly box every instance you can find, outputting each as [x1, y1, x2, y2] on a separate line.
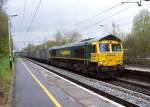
[119, 60, 123, 64]
[100, 61, 105, 64]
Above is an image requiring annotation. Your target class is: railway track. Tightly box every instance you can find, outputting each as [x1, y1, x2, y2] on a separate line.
[26, 58, 150, 107]
[105, 78, 150, 96]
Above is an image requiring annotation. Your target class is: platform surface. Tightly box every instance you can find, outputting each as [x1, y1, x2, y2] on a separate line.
[125, 65, 150, 73]
[15, 58, 123, 107]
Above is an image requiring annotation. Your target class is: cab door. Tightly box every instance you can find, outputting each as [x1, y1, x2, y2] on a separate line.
[91, 44, 99, 62]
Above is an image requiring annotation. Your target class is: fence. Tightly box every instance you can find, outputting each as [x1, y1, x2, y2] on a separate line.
[124, 57, 150, 67]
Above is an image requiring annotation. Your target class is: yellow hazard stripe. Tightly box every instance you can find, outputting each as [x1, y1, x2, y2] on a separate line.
[21, 59, 62, 107]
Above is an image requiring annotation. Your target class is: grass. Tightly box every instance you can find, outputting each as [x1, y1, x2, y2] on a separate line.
[0, 55, 11, 106]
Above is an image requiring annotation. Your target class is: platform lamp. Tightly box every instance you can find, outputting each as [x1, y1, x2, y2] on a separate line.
[8, 14, 18, 69]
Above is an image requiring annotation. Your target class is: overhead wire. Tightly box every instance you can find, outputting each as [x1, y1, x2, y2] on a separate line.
[63, 3, 122, 32]
[23, 0, 134, 39]
[64, 0, 131, 32]
[82, 30, 100, 36]
[25, 0, 42, 36]
[74, 3, 122, 26]
[77, 4, 135, 32]
[82, 19, 134, 36]
[21, 0, 27, 32]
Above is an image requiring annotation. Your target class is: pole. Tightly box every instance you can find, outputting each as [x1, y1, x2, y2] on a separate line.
[8, 14, 18, 69]
[8, 17, 12, 69]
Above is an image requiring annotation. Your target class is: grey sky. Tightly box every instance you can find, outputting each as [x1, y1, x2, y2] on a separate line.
[4, 0, 150, 50]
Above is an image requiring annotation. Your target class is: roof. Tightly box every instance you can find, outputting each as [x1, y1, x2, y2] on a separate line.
[100, 35, 121, 41]
[49, 34, 121, 50]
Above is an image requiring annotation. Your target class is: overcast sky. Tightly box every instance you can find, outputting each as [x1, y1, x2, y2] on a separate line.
[4, 0, 150, 50]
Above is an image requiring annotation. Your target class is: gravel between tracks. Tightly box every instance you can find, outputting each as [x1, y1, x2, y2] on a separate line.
[29, 59, 150, 107]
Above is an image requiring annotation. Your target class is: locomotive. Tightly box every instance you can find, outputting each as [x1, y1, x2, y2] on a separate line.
[24, 34, 124, 78]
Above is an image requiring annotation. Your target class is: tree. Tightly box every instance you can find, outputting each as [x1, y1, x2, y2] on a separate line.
[23, 31, 83, 52]
[54, 31, 82, 46]
[66, 31, 82, 43]
[124, 9, 150, 58]
[24, 43, 35, 52]
[0, 10, 9, 56]
[55, 31, 67, 45]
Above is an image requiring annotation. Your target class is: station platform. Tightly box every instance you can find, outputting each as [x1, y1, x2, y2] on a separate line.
[125, 65, 150, 73]
[15, 58, 124, 107]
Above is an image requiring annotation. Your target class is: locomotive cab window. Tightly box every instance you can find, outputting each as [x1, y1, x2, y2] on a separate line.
[111, 44, 121, 52]
[99, 43, 110, 52]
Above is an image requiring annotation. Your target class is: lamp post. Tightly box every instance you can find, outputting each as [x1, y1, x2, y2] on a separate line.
[8, 14, 18, 69]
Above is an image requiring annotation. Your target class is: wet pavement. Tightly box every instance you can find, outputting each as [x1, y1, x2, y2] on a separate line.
[15, 58, 123, 107]
[16, 59, 55, 107]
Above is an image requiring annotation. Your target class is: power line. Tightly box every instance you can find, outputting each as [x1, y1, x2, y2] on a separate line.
[77, 4, 135, 32]
[26, 0, 42, 35]
[82, 30, 100, 36]
[21, 0, 27, 32]
[64, 0, 131, 32]
[64, 3, 122, 32]
[82, 19, 134, 36]
[74, 3, 122, 26]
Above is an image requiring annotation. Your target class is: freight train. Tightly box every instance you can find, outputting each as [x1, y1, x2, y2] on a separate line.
[22, 34, 124, 78]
